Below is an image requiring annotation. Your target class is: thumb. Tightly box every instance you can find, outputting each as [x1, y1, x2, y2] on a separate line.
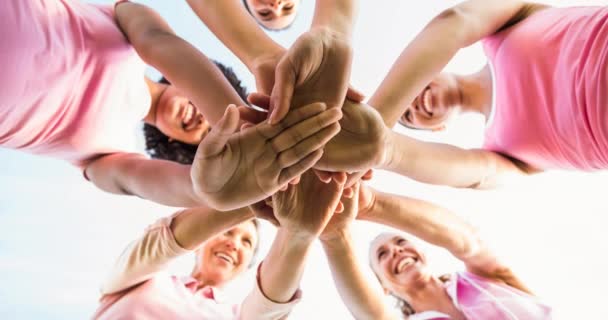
[247, 92, 271, 111]
[198, 104, 240, 157]
[269, 58, 297, 124]
[346, 85, 366, 103]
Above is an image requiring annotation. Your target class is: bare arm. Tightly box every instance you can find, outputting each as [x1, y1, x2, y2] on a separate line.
[322, 232, 394, 320]
[115, 2, 247, 125]
[369, 0, 547, 126]
[311, 0, 357, 38]
[101, 206, 252, 295]
[185, 0, 284, 71]
[379, 131, 536, 189]
[359, 188, 533, 294]
[85, 153, 202, 207]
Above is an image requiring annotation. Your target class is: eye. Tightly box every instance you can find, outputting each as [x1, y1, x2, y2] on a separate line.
[377, 250, 387, 260]
[225, 230, 234, 237]
[397, 238, 407, 246]
[404, 110, 413, 123]
[283, 3, 294, 11]
[242, 237, 253, 248]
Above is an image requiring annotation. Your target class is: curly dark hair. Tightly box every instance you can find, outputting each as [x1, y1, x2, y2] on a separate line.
[143, 61, 248, 165]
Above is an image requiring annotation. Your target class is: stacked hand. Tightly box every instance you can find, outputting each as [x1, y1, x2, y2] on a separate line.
[191, 102, 341, 211]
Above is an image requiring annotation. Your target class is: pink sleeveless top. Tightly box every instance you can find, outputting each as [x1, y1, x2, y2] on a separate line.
[0, 0, 150, 167]
[482, 7, 608, 170]
[411, 272, 552, 320]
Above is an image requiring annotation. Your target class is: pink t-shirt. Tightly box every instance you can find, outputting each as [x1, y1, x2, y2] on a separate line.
[482, 6, 608, 170]
[0, 0, 150, 167]
[93, 212, 300, 320]
[411, 272, 552, 320]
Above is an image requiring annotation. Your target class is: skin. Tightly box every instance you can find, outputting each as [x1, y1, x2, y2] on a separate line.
[245, 0, 301, 30]
[398, 69, 493, 131]
[144, 79, 210, 145]
[191, 220, 258, 288]
[369, 233, 465, 319]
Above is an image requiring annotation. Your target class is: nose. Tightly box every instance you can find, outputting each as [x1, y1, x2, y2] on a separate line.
[223, 239, 238, 251]
[269, 0, 284, 10]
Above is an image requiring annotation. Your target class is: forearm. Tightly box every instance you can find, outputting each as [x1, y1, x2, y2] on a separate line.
[171, 206, 253, 250]
[369, 0, 530, 126]
[322, 231, 394, 320]
[186, 0, 284, 70]
[361, 189, 481, 260]
[312, 0, 357, 38]
[116, 2, 246, 124]
[379, 131, 524, 189]
[259, 229, 315, 303]
[85, 153, 202, 207]
[101, 206, 251, 295]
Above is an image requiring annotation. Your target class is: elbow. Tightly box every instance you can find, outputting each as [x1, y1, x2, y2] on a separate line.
[430, 7, 475, 46]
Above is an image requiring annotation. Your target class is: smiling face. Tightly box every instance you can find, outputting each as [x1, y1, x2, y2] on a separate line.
[244, 0, 300, 30]
[369, 233, 432, 294]
[398, 73, 462, 131]
[195, 220, 259, 287]
[154, 84, 210, 145]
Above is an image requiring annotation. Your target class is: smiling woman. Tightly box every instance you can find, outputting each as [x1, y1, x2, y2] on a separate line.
[242, 0, 301, 30]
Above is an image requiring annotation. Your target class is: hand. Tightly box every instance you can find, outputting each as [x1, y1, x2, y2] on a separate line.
[272, 171, 346, 239]
[191, 103, 342, 210]
[319, 182, 361, 242]
[250, 48, 285, 96]
[269, 28, 364, 123]
[315, 100, 391, 172]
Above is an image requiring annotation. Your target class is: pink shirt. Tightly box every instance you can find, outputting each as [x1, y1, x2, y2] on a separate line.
[411, 272, 552, 320]
[482, 7, 608, 170]
[0, 0, 150, 167]
[93, 212, 300, 320]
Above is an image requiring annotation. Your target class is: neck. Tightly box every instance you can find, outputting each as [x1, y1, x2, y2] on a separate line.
[143, 77, 167, 125]
[401, 276, 464, 319]
[190, 268, 220, 290]
[454, 65, 493, 119]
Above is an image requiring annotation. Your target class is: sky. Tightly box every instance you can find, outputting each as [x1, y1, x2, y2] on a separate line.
[1, 0, 607, 319]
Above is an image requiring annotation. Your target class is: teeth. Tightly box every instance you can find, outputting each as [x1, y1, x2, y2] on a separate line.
[397, 257, 415, 273]
[215, 252, 234, 264]
[422, 89, 433, 116]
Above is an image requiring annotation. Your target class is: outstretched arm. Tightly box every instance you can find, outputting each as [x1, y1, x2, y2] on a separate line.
[378, 131, 536, 189]
[115, 1, 247, 125]
[101, 206, 252, 295]
[85, 153, 202, 207]
[359, 187, 533, 294]
[320, 183, 395, 320]
[369, 0, 547, 126]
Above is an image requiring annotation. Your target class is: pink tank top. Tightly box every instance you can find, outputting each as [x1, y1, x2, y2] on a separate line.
[482, 7, 608, 170]
[411, 272, 552, 320]
[0, 0, 150, 167]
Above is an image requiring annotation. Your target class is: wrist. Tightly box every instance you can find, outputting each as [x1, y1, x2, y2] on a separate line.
[321, 229, 352, 252]
[246, 43, 285, 72]
[378, 130, 396, 170]
[278, 228, 318, 248]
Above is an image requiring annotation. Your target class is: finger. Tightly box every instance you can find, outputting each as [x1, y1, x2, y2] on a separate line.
[247, 92, 271, 111]
[314, 169, 333, 183]
[198, 105, 240, 156]
[276, 123, 340, 168]
[240, 122, 255, 131]
[332, 172, 348, 185]
[343, 187, 354, 198]
[270, 58, 297, 124]
[346, 85, 366, 102]
[335, 201, 345, 213]
[362, 169, 374, 181]
[271, 108, 341, 153]
[289, 176, 301, 185]
[238, 105, 268, 124]
[257, 102, 329, 139]
[277, 149, 324, 187]
[249, 201, 280, 227]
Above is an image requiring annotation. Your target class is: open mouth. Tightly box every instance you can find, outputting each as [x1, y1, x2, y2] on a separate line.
[181, 104, 203, 131]
[214, 252, 235, 265]
[394, 256, 418, 274]
[418, 88, 434, 117]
